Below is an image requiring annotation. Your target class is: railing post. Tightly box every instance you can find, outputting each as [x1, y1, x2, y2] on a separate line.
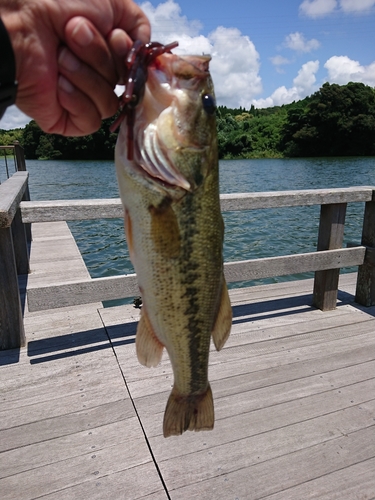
[14, 141, 32, 242]
[0, 227, 26, 349]
[355, 193, 375, 307]
[14, 141, 26, 171]
[11, 207, 30, 274]
[313, 203, 347, 311]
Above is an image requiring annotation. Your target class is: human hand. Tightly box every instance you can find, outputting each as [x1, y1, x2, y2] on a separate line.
[0, 0, 150, 136]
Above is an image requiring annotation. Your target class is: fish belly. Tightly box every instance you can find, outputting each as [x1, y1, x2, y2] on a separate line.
[116, 158, 231, 436]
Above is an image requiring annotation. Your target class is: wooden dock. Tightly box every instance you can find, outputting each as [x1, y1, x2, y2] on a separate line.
[1, 221, 374, 499]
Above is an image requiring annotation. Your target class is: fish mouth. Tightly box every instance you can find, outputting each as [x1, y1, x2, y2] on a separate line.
[130, 53, 212, 193]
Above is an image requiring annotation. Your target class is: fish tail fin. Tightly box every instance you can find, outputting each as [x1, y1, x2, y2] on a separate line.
[163, 384, 214, 438]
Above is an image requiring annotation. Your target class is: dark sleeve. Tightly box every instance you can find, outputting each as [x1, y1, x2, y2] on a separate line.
[0, 17, 18, 120]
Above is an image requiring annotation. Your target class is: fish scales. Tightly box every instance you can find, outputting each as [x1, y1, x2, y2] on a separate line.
[115, 50, 232, 437]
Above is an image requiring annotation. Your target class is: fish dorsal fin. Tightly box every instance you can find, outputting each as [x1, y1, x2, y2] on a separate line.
[211, 278, 232, 351]
[136, 308, 164, 367]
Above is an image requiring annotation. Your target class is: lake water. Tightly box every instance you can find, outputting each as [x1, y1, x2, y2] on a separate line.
[3, 156, 375, 305]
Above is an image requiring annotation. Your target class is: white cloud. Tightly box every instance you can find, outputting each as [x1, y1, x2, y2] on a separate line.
[0, 106, 31, 130]
[294, 60, 320, 93]
[270, 55, 292, 74]
[141, 1, 263, 108]
[339, 0, 375, 12]
[253, 60, 319, 108]
[324, 55, 375, 85]
[208, 27, 262, 108]
[299, 0, 375, 17]
[284, 32, 320, 53]
[299, 0, 337, 17]
[270, 55, 292, 66]
[141, 0, 202, 40]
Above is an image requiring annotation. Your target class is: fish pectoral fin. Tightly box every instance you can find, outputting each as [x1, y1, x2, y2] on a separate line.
[136, 308, 164, 367]
[163, 384, 214, 438]
[211, 278, 232, 351]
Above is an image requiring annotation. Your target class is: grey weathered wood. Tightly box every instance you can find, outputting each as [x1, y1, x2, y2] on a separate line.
[27, 273, 139, 311]
[1, 270, 374, 499]
[356, 194, 375, 306]
[224, 246, 364, 283]
[313, 203, 347, 310]
[0, 171, 29, 228]
[11, 208, 29, 275]
[17, 143, 32, 242]
[26, 247, 365, 312]
[0, 227, 25, 349]
[220, 186, 374, 211]
[20, 186, 375, 223]
[13, 142, 26, 171]
[21, 198, 124, 223]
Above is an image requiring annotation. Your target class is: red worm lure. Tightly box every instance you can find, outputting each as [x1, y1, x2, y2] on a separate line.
[110, 40, 179, 160]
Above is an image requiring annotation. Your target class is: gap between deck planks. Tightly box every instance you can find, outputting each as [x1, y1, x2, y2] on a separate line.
[2, 221, 168, 500]
[1, 221, 374, 499]
[100, 273, 375, 500]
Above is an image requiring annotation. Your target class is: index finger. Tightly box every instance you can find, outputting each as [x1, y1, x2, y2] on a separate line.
[65, 17, 117, 86]
[115, 1, 150, 43]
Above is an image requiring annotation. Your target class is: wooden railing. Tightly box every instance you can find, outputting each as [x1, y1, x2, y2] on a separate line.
[0, 142, 27, 180]
[1, 165, 374, 349]
[0, 143, 29, 349]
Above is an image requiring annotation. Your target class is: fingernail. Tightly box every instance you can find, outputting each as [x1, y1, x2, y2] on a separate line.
[72, 19, 94, 47]
[58, 47, 81, 72]
[58, 75, 74, 93]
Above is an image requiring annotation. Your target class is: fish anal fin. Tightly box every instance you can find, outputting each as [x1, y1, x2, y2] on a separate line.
[212, 279, 232, 351]
[136, 308, 164, 367]
[163, 384, 214, 438]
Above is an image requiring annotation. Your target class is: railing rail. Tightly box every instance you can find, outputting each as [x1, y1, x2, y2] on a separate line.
[20, 186, 375, 222]
[20, 186, 375, 313]
[1, 171, 375, 349]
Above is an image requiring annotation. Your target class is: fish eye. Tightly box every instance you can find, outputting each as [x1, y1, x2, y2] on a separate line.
[202, 94, 216, 115]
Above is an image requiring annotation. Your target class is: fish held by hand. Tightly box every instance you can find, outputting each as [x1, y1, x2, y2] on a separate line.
[115, 43, 232, 437]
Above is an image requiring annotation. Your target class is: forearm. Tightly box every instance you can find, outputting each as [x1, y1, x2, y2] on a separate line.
[0, 13, 18, 118]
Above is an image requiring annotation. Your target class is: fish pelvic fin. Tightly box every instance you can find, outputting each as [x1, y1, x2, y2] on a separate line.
[136, 308, 164, 367]
[211, 278, 232, 351]
[163, 384, 214, 438]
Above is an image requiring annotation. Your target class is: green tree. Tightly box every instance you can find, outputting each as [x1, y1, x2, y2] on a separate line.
[281, 82, 375, 156]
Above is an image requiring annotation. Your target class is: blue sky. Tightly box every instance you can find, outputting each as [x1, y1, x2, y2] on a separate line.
[2, 0, 375, 129]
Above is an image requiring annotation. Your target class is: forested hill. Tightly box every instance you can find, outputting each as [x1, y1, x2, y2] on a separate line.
[1, 82, 375, 160]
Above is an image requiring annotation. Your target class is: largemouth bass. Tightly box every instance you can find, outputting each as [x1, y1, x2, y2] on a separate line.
[115, 49, 232, 437]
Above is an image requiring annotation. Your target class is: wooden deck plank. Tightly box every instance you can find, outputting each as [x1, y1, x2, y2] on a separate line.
[155, 404, 375, 491]
[0, 416, 143, 478]
[99, 271, 374, 498]
[107, 306, 373, 388]
[262, 457, 375, 500]
[27, 221, 91, 284]
[0, 221, 168, 500]
[1, 220, 374, 499]
[0, 440, 156, 500]
[33, 464, 169, 500]
[168, 428, 375, 499]
[0, 371, 135, 448]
